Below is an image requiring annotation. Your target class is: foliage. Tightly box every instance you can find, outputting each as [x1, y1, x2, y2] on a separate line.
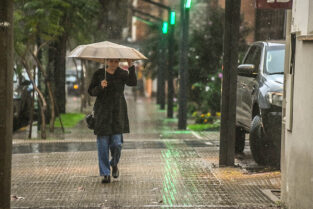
[188, 110, 221, 131]
[96, 0, 129, 40]
[14, 0, 68, 54]
[141, 24, 162, 79]
[54, 113, 85, 128]
[188, 123, 220, 132]
[193, 112, 213, 124]
[186, 3, 225, 114]
[141, 20, 180, 79]
[65, 0, 104, 47]
[13, 0, 104, 137]
[189, 3, 224, 82]
[189, 73, 222, 114]
[187, 2, 250, 115]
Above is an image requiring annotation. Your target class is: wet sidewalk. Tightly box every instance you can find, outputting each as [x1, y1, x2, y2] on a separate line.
[11, 93, 281, 209]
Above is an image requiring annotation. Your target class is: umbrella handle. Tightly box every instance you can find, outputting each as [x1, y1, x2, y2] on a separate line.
[104, 59, 107, 80]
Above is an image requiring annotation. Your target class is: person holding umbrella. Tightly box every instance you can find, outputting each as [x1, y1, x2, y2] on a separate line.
[69, 41, 147, 183]
[88, 59, 137, 183]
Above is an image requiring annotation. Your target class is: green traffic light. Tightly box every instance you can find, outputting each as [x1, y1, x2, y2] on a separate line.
[185, 0, 191, 9]
[170, 11, 176, 25]
[162, 22, 168, 34]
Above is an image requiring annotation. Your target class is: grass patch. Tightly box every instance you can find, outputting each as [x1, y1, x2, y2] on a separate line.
[54, 113, 85, 128]
[188, 123, 220, 131]
[163, 118, 178, 123]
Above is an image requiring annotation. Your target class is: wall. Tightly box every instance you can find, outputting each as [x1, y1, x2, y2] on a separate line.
[283, 40, 313, 209]
[282, 1, 313, 208]
[291, 0, 310, 34]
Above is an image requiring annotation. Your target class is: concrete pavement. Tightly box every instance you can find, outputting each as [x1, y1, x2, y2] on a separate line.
[11, 93, 281, 209]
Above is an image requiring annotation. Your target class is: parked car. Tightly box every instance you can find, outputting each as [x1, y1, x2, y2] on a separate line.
[235, 41, 285, 166]
[13, 71, 33, 131]
[66, 74, 80, 96]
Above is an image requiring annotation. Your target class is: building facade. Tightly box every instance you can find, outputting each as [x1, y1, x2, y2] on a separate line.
[282, 0, 313, 208]
[218, 0, 286, 43]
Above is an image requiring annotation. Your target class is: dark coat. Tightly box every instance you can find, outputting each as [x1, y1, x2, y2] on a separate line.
[88, 66, 137, 136]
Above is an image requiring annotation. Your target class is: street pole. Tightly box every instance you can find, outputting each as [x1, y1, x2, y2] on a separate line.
[219, 0, 241, 166]
[0, 0, 14, 207]
[167, 11, 175, 118]
[160, 25, 167, 110]
[178, 0, 190, 129]
[157, 27, 163, 105]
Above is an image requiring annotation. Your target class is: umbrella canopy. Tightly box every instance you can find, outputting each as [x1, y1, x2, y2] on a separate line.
[68, 41, 147, 63]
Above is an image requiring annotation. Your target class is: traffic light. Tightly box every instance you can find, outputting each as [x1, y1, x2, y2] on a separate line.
[185, 0, 191, 9]
[162, 21, 168, 34]
[170, 11, 176, 25]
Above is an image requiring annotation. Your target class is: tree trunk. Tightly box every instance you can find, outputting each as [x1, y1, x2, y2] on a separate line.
[0, 0, 13, 207]
[30, 51, 56, 132]
[219, 0, 241, 166]
[54, 33, 67, 114]
[47, 82, 55, 132]
[21, 58, 47, 139]
[28, 68, 36, 139]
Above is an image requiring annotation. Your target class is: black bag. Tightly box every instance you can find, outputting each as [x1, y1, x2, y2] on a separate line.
[86, 111, 95, 130]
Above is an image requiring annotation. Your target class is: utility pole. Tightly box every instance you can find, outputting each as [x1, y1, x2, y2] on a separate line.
[219, 0, 241, 166]
[0, 0, 14, 208]
[167, 11, 175, 118]
[160, 22, 167, 110]
[178, 0, 191, 129]
[157, 25, 163, 105]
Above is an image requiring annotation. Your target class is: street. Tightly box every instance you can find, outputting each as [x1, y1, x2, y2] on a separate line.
[11, 92, 281, 209]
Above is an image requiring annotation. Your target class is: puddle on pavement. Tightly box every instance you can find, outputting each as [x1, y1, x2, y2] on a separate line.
[12, 142, 97, 154]
[13, 140, 211, 154]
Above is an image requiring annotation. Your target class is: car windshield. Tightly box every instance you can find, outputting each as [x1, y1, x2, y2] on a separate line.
[66, 75, 77, 83]
[265, 45, 285, 74]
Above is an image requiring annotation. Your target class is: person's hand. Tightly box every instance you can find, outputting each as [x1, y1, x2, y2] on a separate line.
[127, 60, 134, 68]
[101, 80, 108, 88]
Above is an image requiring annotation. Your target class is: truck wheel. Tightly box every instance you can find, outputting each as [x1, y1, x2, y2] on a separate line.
[249, 115, 270, 165]
[235, 127, 245, 153]
[249, 115, 280, 167]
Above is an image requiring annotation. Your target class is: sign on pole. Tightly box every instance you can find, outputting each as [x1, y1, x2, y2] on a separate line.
[256, 0, 292, 9]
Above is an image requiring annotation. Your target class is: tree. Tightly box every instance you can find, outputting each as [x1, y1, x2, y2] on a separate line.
[14, 0, 69, 137]
[53, 0, 128, 114]
[64, 0, 102, 113]
[14, 0, 105, 135]
[188, 3, 224, 114]
[141, 24, 163, 80]
[187, 1, 250, 115]
[0, 0, 13, 207]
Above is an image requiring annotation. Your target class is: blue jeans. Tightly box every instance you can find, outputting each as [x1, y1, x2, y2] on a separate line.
[96, 134, 122, 176]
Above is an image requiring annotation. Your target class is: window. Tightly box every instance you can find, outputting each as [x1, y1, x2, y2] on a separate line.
[243, 45, 262, 70]
[265, 46, 285, 74]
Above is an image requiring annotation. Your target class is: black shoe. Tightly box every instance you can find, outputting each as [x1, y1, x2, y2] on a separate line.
[112, 166, 119, 178]
[101, 175, 111, 183]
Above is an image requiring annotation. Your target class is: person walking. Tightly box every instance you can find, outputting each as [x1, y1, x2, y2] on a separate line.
[88, 59, 137, 183]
